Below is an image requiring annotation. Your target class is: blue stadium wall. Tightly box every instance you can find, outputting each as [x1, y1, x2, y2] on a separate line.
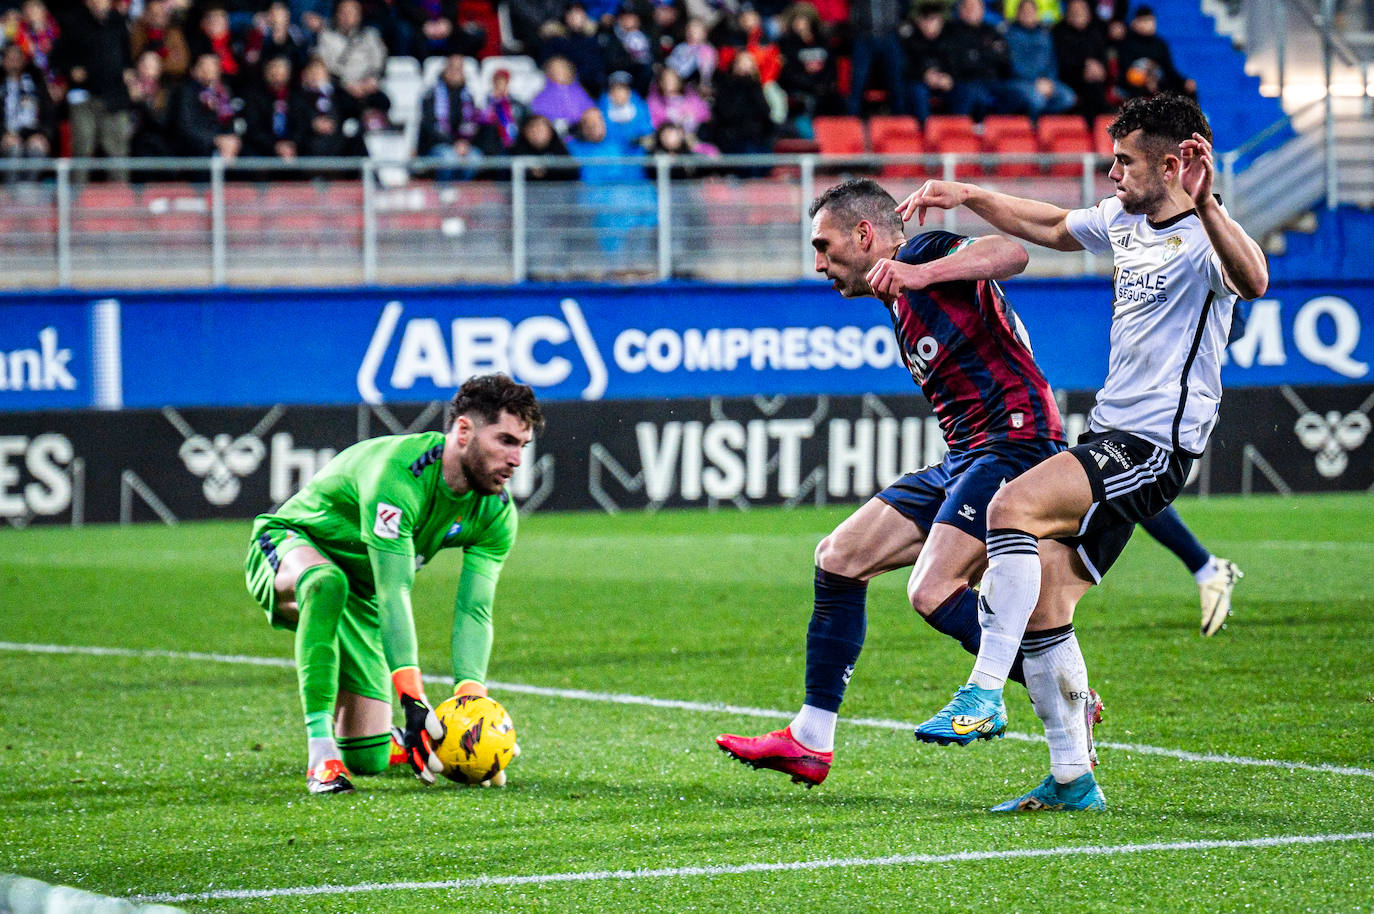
[2, 279, 1371, 523]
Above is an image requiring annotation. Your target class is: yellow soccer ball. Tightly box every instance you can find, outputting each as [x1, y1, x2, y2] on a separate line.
[432, 695, 517, 785]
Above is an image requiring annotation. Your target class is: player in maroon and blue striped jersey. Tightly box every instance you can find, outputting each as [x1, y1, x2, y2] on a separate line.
[717, 178, 1101, 787]
[874, 228, 1063, 451]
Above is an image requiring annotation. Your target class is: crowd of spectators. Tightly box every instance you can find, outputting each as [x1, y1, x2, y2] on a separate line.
[0, 0, 1196, 178]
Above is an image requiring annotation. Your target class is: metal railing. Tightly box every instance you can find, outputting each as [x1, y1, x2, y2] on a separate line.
[1226, 0, 1374, 214]
[1239, 0, 1374, 103]
[1219, 99, 1326, 234]
[0, 152, 1116, 289]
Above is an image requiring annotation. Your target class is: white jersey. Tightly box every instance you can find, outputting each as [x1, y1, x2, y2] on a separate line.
[1065, 195, 1239, 457]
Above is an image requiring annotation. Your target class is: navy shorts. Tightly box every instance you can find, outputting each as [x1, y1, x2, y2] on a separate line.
[876, 438, 1065, 542]
[1060, 430, 1191, 582]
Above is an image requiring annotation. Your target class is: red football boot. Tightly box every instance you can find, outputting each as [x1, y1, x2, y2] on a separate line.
[715, 727, 833, 788]
[1085, 688, 1104, 769]
[306, 758, 356, 795]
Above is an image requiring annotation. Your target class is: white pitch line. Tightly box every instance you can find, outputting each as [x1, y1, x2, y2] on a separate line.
[5, 641, 1373, 780]
[134, 831, 1374, 904]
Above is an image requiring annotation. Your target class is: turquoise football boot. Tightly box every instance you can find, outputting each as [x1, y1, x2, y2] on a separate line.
[913, 684, 1008, 746]
[991, 772, 1106, 812]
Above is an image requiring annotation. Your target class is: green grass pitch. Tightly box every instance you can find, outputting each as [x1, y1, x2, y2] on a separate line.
[2, 494, 1372, 913]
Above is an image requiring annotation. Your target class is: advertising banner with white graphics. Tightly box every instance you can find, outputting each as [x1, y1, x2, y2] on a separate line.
[2, 280, 1370, 411]
[3, 385, 1369, 526]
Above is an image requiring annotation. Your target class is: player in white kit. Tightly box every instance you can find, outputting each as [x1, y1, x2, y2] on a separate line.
[898, 93, 1270, 811]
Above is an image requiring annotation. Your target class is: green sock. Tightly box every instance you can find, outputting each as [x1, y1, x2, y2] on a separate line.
[338, 733, 392, 775]
[294, 563, 349, 729]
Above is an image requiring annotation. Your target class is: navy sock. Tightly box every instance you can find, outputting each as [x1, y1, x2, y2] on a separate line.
[1141, 505, 1210, 574]
[924, 586, 1026, 687]
[924, 586, 982, 655]
[804, 567, 868, 712]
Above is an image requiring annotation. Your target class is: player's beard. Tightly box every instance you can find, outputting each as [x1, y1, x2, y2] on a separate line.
[459, 441, 508, 496]
[1118, 179, 1168, 216]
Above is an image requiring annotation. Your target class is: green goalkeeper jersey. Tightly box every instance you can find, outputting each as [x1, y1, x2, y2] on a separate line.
[261, 431, 516, 599]
[254, 431, 516, 687]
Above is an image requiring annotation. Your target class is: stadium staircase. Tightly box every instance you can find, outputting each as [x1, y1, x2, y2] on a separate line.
[1152, 0, 1374, 275]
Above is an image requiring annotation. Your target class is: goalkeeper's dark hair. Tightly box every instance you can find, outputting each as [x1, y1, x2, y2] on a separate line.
[446, 374, 545, 433]
[808, 178, 904, 238]
[1107, 93, 1212, 158]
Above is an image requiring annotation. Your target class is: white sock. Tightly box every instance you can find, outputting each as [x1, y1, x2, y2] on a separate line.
[1193, 556, 1220, 586]
[307, 736, 340, 771]
[969, 529, 1042, 691]
[790, 704, 837, 752]
[1022, 627, 1092, 784]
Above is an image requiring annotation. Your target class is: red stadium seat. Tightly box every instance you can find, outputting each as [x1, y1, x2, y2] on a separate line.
[770, 137, 821, 178]
[980, 114, 1035, 148]
[940, 134, 984, 177]
[263, 183, 323, 207]
[924, 114, 977, 149]
[1046, 133, 1095, 176]
[379, 181, 442, 232]
[868, 115, 920, 149]
[1093, 113, 1116, 157]
[224, 184, 264, 234]
[1, 193, 57, 236]
[142, 183, 209, 233]
[813, 115, 867, 156]
[988, 133, 1040, 178]
[74, 184, 142, 233]
[699, 177, 735, 228]
[260, 184, 327, 236]
[923, 117, 983, 178]
[741, 179, 797, 227]
[322, 180, 364, 207]
[1036, 113, 1091, 148]
[323, 181, 365, 232]
[460, 181, 512, 206]
[982, 115, 1039, 177]
[271, 210, 330, 234]
[696, 177, 795, 228]
[773, 138, 821, 155]
[870, 116, 926, 179]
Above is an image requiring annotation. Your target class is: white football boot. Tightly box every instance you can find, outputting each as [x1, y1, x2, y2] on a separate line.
[1199, 558, 1243, 637]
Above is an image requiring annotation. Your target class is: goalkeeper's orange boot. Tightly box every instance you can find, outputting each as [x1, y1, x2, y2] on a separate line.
[715, 727, 832, 788]
[306, 758, 356, 795]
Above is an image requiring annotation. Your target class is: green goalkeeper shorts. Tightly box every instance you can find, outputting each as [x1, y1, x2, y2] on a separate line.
[244, 520, 391, 703]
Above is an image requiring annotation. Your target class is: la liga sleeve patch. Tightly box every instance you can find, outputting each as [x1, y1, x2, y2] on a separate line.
[374, 503, 403, 539]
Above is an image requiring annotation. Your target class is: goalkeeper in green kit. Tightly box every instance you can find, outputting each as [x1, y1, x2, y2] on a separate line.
[243, 374, 543, 795]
